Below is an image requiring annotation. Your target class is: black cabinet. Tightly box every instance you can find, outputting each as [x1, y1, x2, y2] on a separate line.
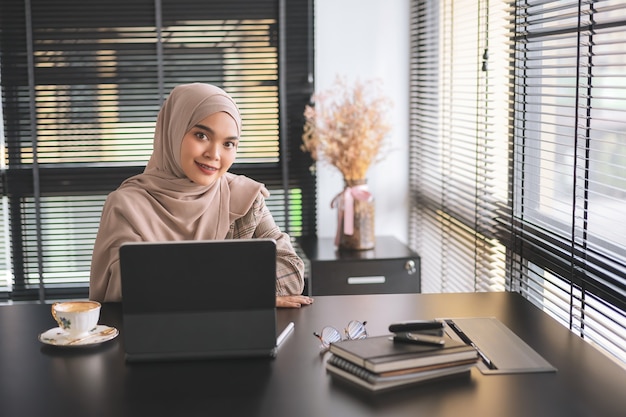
[297, 236, 421, 296]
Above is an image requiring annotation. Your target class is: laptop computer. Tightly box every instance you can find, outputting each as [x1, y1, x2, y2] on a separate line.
[119, 238, 279, 362]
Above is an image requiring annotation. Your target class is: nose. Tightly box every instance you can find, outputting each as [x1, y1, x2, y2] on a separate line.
[203, 142, 219, 160]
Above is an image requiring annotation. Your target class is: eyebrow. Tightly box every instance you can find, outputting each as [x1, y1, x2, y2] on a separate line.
[194, 123, 239, 141]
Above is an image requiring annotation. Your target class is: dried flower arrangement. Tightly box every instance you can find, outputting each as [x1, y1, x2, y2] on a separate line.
[301, 76, 392, 181]
[301, 76, 393, 250]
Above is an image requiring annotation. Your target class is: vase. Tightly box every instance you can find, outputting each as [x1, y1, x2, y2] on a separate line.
[332, 178, 375, 250]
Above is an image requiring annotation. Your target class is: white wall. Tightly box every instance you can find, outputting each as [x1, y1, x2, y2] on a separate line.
[314, 0, 410, 244]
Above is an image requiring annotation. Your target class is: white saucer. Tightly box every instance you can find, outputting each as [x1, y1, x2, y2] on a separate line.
[39, 324, 119, 347]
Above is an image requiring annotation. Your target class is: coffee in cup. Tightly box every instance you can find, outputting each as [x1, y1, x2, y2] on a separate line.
[51, 301, 101, 338]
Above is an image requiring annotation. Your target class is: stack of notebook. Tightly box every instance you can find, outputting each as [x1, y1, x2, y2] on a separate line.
[325, 323, 479, 392]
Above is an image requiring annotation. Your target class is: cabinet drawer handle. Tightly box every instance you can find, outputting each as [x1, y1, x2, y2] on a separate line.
[347, 276, 386, 285]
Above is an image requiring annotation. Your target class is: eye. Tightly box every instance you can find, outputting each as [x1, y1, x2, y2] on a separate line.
[195, 132, 208, 141]
[224, 141, 238, 149]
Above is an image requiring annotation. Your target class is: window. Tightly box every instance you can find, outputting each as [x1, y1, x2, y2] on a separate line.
[510, 0, 626, 365]
[409, 0, 509, 293]
[410, 0, 626, 366]
[0, 0, 316, 302]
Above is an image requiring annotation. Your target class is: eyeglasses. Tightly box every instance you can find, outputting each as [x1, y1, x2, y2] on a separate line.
[313, 320, 368, 349]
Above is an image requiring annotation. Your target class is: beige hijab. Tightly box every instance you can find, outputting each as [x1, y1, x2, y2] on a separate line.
[89, 83, 265, 302]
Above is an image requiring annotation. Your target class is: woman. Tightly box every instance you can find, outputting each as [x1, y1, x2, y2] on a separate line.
[89, 83, 313, 308]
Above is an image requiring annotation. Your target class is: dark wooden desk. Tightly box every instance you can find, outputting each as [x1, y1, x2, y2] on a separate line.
[1, 292, 625, 417]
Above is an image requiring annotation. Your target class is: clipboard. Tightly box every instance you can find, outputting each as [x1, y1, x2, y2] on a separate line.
[442, 317, 557, 374]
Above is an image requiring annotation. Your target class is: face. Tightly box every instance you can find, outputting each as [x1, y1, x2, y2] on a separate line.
[179, 112, 239, 186]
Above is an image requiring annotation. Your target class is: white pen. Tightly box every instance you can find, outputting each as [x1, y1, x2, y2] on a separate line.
[276, 321, 295, 348]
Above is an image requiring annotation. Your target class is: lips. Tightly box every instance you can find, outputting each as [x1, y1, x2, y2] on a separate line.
[195, 161, 218, 174]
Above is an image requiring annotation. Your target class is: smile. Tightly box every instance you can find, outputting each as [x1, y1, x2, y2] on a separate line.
[195, 161, 218, 173]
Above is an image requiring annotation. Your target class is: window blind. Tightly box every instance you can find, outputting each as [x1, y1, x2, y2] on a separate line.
[510, 0, 626, 364]
[0, 0, 315, 302]
[410, 0, 626, 366]
[409, 0, 509, 294]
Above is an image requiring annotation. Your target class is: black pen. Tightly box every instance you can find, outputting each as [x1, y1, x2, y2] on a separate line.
[445, 320, 497, 370]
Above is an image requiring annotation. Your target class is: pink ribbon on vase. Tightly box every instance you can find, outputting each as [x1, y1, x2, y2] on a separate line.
[331, 183, 373, 246]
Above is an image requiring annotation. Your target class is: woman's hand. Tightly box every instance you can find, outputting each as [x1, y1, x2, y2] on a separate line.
[276, 295, 314, 308]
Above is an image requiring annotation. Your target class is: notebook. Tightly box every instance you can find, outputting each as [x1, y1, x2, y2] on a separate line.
[119, 238, 279, 362]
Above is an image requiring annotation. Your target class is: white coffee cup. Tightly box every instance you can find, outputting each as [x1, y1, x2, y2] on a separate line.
[51, 301, 101, 338]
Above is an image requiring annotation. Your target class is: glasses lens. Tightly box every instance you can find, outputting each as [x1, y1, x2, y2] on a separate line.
[345, 320, 368, 340]
[318, 326, 342, 348]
